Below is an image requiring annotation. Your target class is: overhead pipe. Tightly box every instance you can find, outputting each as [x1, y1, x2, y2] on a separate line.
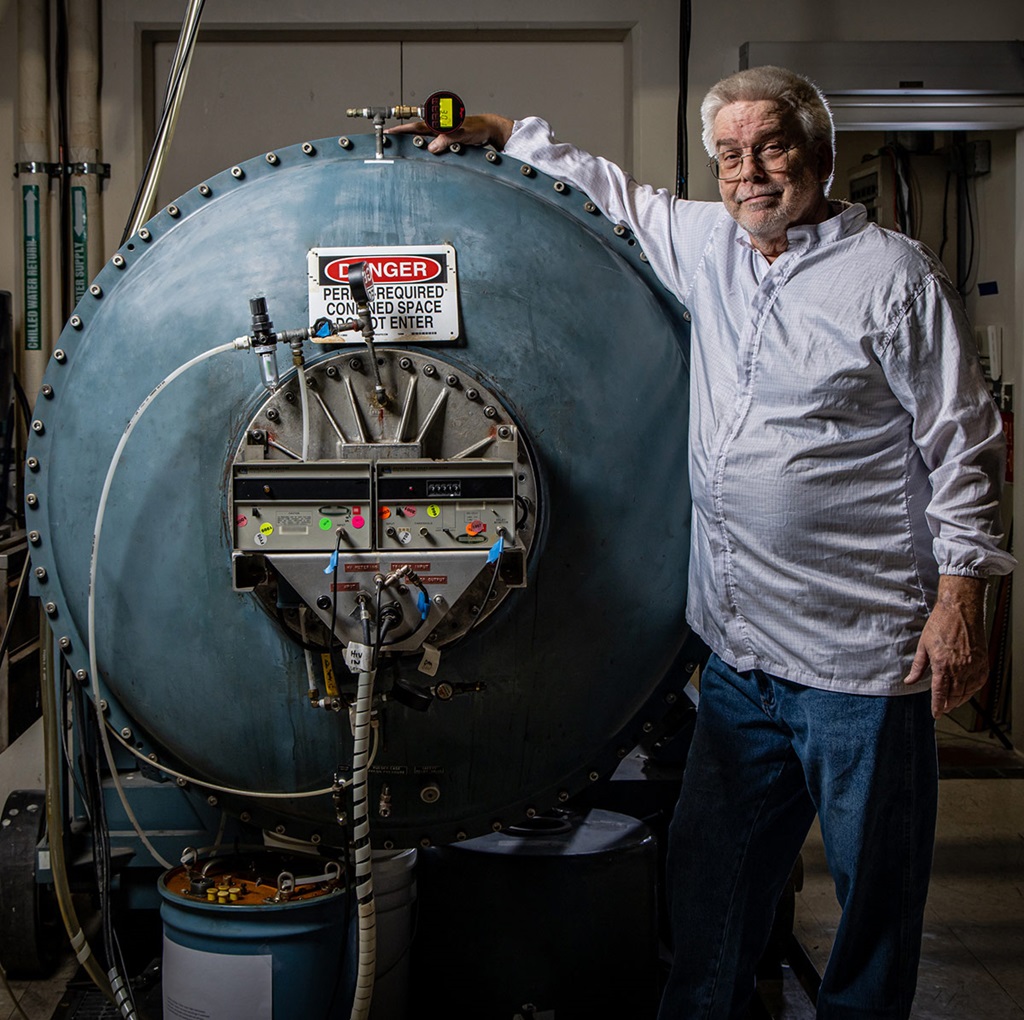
[67, 0, 107, 307]
[16, 0, 53, 408]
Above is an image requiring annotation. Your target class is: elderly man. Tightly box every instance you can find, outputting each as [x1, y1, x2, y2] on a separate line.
[390, 66, 1015, 1019]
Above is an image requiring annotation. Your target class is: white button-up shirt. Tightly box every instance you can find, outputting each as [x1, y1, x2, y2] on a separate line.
[505, 117, 1015, 694]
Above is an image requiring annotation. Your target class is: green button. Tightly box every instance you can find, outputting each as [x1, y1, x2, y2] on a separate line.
[319, 517, 332, 531]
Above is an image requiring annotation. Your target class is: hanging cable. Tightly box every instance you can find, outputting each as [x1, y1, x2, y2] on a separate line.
[674, 0, 692, 199]
[55, 0, 72, 323]
[121, 0, 205, 242]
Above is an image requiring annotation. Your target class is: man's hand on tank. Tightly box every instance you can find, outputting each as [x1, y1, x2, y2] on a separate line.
[903, 574, 989, 718]
[386, 114, 515, 154]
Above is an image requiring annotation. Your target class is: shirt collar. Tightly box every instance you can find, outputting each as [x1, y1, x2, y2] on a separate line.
[735, 201, 869, 254]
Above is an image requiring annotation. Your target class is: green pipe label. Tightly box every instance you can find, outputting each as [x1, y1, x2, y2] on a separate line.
[22, 184, 41, 351]
[72, 185, 88, 303]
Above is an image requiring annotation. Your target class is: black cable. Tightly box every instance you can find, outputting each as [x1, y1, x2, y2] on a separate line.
[938, 170, 951, 263]
[120, 1, 206, 245]
[674, 0, 692, 199]
[11, 374, 32, 432]
[956, 173, 976, 294]
[328, 526, 345, 649]
[55, 0, 72, 323]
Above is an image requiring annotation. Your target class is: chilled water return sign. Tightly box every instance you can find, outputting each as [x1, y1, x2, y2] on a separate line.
[307, 245, 460, 343]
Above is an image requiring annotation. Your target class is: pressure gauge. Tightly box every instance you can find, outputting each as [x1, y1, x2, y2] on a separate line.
[421, 91, 466, 134]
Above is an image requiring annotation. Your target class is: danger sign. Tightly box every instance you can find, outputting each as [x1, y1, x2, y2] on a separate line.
[308, 244, 459, 343]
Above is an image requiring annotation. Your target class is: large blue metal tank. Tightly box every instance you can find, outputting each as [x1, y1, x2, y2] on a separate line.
[25, 130, 692, 849]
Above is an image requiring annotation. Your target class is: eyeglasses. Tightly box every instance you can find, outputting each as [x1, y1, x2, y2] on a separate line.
[708, 142, 799, 181]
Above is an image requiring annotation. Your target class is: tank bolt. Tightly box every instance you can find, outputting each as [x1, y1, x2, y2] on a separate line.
[27, 457, 39, 471]
[58, 636, 71, 651]
[465, 387, 479, 401]
[26, 493, 39, 508]
[588, 771, 600, 782]
[520, 164, 535, 177]
[275, 824, 286, 834]
[456, 831, 467, 841]
[316, 595, 331, 610]
[665, 692, 678, 704]
[558, 790, 569, 802]
[31, 420, 44, 434]
[240, 811, 252, 822]
[112, 253, 126, 268]
[97, 698, 107, 711]
[483, 405, 497, 418]
[383, 840, 395, 850]
[302, 142, 316, 156]
[449, 141, 462, 154]
[553, 180, 567, 193]
[348, 357, 362, 371]
[198, 183, 212, 197]
[310, 833, 321, 844]
[53, 349, 67, 363]
[266, 152, 279, 165]
[207, 795, 218, 807]
[497, 426, 512, 440]
[44, 601, 56, 616]
[148, 753, 158, 762]
[584, 201, 598, 214]
[34, 566, 46, 581]
[266, 407, 280, 422]
[120, 727, 132, 740]
[139, 228, 151, 241]
[231, 166, 244, 179]
[398, 357, 413, 370]
[445, 374, 459, 387]
[419, 837, 431, 847]
[176, 777, 188, 787]
[338, 136, 352, 149]
[683, 310, 692, 323]
[167, 204, 180, 217]
[249, 429, 265, 443]
[413, 135, 425, 148]
[284, 391, 296, 404]
[435, 682, 453, 700]
[642, 721, 654, 733]
[432, 594, 445, 606]
[40, 384, 54, 399]
[525, 807, 537, 818]
[28, 531, 41, 545]
[491, 821, 502, 832]
[486, 150, 500, 163]
[326, 365, 339, 378]
[614, 224, 628, 237]
[69, 315, 82, 329]
[89, 283, 102, 297]
[640, 251, 649, 263]
[420, 783, 441, 804]
[422, 364, 436, 377]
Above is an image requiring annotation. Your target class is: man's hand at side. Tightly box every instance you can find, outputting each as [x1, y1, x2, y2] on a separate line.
[904, 574, 989, 718]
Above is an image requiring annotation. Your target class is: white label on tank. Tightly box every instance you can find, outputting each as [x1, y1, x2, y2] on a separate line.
[344, 641, 375, 673]
[163, 937, 272, 1020]
[308, 245, 459, 343]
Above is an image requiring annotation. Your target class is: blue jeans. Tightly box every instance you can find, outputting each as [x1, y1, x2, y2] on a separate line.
[657, 654, 938, 1020]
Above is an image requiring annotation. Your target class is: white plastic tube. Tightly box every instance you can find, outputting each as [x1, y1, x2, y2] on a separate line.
[87, 341, 238, 870]
[348, 665, 378, 1020]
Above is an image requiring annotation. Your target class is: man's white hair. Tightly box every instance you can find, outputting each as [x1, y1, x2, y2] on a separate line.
[701, 65, 835, 188]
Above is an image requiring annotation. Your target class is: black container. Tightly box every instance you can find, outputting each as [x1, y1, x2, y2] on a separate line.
[412, 808, 660, 1019]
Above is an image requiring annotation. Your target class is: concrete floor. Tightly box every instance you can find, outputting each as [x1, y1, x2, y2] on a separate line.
[2, 725, 1022, 1020]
